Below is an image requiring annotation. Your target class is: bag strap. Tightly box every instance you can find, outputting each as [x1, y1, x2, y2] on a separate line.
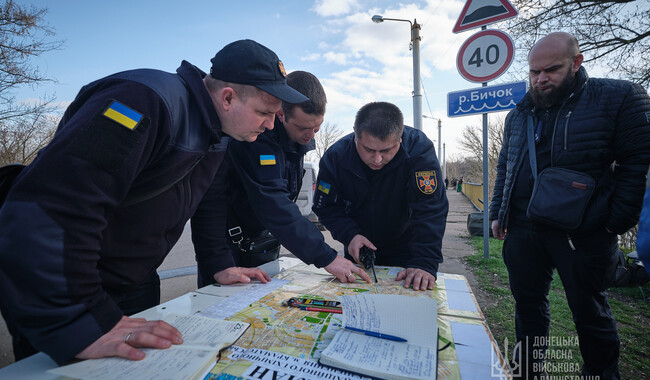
[226, 208, 248, 252]
[526, 115, 538, 181]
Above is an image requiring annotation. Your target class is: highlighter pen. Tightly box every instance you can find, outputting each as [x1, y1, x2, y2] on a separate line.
[292, 298, 341, 308]
[343, 326, 407, 342]
[300, 306, 342, 314]
[285, 298, 340, 311]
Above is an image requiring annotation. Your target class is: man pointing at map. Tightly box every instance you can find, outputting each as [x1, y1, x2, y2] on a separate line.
[313, 102, 448, 290]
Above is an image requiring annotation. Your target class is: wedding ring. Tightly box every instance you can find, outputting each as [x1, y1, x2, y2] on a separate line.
[125, 332, 132, 343]
[347, 273, 354, 278]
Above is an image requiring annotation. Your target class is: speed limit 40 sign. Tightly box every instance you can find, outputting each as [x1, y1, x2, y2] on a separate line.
[456, 29, 514, 83]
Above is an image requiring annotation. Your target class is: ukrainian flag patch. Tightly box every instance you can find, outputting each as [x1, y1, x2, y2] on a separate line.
[318, 180, 331, 194]
[260, 155, 276, 166]
[103, 101, 143, 130]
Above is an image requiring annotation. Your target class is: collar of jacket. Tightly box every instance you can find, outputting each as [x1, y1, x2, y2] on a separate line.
[177, 60, 223, 144]
[338, 131, 408, 181]
[268, 117, 316, 156]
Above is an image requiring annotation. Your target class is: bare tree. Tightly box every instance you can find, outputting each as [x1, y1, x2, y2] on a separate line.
[456, 115, 506, 202]
[0, 0, 62, 163]
[0, 107, 57, 165]
[505, 1, 650, 87]
[306, 122, 345, 162]
[445, 156, 482, 183]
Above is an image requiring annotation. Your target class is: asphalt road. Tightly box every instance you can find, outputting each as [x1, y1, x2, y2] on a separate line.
[0, 188, 479, 369]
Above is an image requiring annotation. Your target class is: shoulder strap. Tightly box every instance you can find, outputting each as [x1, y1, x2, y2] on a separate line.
[226, 209, 245, 250]
[527, 115, 538, 181]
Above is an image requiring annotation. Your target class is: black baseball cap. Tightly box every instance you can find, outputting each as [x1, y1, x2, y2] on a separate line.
[210, 39, 309, 104]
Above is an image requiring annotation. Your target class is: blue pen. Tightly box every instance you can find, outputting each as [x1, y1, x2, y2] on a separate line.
[343, 326, 407, 342]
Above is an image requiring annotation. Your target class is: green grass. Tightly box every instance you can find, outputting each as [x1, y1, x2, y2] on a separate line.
[466, 236, 650, 378]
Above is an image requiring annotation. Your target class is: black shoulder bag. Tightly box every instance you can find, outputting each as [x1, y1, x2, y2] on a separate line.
[227, 211, 280, 267]
[526, 115, 595, 230]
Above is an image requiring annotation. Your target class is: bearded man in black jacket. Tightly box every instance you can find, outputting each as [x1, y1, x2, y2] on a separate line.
[489, 32, 650, 380]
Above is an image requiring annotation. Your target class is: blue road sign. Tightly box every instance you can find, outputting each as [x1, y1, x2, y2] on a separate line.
[448, 81, 527, 117]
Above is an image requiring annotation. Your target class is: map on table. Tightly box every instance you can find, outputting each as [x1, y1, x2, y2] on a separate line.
[204, 263, 485, 380]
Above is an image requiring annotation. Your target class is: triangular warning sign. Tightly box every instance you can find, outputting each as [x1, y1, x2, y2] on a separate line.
[453, 0, 518, 33]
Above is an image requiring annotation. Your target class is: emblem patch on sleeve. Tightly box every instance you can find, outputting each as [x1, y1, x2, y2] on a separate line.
[260, 155, 276, 165]
[317, 180, 331, 194]
[102, 100, 143, 130]
[416, 171, 437, 195]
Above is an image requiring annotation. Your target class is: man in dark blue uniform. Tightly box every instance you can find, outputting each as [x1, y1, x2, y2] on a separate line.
[193, 71, 371, 286]
[313, 102, 448, 291]
[0, 40, 306, 365]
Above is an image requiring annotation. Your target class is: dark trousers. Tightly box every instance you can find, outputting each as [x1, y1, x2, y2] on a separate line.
[503, 224, 620, 379]
[9, 271, 160, 361]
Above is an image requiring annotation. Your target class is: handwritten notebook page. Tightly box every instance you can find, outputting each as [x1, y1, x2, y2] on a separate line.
[319, 293, 438, 379]
[338, 293, 437, 347]
[324, 331, 437, 380]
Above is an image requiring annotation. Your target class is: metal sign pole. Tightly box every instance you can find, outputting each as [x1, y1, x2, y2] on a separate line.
[482, 105, 489, 259]
[481, 25, 490, 260]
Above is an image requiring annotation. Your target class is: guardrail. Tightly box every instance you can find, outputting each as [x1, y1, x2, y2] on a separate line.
[460, 182, 484, 211]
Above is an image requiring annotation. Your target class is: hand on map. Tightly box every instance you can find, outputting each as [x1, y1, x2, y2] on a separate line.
[76, 316, 183, 361]
[214, 267, 271, 285]
[325, 256, 373, 284]
[347, 234, 377, 264]
[396, 268, 436, 291]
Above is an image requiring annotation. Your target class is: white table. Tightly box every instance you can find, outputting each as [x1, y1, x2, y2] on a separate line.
[0, 257, 508, 379]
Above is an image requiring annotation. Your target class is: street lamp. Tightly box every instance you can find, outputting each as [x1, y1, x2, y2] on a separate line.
[372, 14, 422, 131]
[422, 115, 442, 160]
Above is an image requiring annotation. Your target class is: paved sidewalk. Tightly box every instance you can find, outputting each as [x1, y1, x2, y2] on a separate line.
[439, 187, 482, 291]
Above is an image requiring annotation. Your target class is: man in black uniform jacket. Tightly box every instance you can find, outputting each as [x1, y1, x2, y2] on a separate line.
[194, 71, 371, 286]
[313, 102, 448, 291]
[0, 39, 305, 364]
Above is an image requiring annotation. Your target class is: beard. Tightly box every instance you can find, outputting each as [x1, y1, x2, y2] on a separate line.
[530, 70, 576, 109]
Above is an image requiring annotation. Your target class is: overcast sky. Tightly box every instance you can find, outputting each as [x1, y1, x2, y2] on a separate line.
[16, 0, 534, 159]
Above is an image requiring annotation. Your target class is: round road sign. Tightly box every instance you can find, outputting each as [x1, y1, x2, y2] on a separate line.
[457, 29, 514, 83]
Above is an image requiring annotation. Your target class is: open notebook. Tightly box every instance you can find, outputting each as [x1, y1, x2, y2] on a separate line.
[48, 314, 248, 380]
[320, 293, 438, 380]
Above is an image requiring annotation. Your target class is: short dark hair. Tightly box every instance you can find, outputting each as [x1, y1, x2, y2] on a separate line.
[282, 71, 327, 120]
[353, 102, 404, 140]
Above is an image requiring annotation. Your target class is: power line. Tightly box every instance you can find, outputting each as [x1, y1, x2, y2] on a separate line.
[421, 76, 435, 119]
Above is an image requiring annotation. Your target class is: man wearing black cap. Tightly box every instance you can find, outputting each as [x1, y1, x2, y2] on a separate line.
[193, 71, 372, 285]
[0, 39, 305, 364]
